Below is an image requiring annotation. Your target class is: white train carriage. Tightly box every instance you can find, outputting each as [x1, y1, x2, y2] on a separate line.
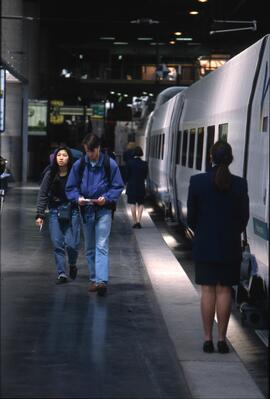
[146, 34, 269, 309]
[146, 87, 186, 211]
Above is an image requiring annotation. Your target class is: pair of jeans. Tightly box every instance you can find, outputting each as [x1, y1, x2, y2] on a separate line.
[49, 208, 80, 276]
[81, 207, 112, 284]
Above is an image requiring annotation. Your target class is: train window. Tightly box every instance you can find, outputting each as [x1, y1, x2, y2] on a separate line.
[206, 126, 215, 170]
[262, 116, 268, 132]
[161, 134, 165, 159]
[188, 129, 196, 168]
[218, 123, 228, 141]
[158, 134, 162, 159]
[181, 130, 188, 166]
[196, 127, 204, 170]
[176, 130, 182, 164]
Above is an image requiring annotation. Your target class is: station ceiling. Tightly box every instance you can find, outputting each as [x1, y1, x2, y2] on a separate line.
[40, 0, 269, 60]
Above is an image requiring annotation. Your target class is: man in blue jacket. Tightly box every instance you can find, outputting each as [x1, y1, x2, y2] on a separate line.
[66, 133, 124, 296]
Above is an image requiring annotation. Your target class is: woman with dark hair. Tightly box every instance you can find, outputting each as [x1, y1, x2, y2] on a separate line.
[36, 146, 80, 284]
[126, 146, 148, 228]
[187, 140, 249, 353]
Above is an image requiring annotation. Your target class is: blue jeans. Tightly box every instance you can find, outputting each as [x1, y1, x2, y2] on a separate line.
[81, 207, 112, 284]
[49, 208, 80, 276]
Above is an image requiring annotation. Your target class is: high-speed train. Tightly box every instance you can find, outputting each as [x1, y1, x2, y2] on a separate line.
[144, 34, 269, 315]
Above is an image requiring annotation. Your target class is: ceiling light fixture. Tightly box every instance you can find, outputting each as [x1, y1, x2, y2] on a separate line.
[137, 37, 153, 41]
[113, 42, 128, 45]
[176, 37, 193, 41]
[189, 11, 199, 15]
[210, 20, 257, 35]
[130, 18, 159, 24]
[174, 32, 182, 36]
[100, 37, 116, 40]
[149, 42, 165, 46]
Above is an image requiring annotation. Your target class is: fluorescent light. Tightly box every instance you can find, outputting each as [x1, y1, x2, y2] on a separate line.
[113, 42, 128, 45]
[137, 37, 153, 41]
[149, 42, 166, 46]
[176, 37, 193, 41]
[100, 37, 115, 40]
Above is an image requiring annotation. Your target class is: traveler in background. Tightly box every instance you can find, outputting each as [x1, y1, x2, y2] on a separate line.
[65, 133, 124, 296]
[36, 146, 80, 284]
[187, 141, 249, 353]
[122, 142, 136, 183]
[123, 142, 136, 164]
[126, 146, 148, 228]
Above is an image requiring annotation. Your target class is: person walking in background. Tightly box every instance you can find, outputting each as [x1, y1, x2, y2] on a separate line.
[126, 146, 148, 228]
[65, 133, 124, 296]
[123, 142, 136, 164]
[35, 146, 80, 284]
[122, 142, 136, 183]
[187, 141, 249, 353]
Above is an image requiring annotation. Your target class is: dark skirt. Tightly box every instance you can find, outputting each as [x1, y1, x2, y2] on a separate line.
[127, 194, 145, 205]
[195, 261, 241, 286]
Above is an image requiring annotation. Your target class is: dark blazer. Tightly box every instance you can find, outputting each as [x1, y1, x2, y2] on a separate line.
[187, 167, 249, 263]
[126, 157, 148, 197]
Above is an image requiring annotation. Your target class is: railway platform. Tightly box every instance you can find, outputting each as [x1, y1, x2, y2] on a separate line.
[0, 184, 267, 398]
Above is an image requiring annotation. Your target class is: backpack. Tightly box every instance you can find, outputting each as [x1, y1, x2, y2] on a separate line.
[77, 153, 117, 218]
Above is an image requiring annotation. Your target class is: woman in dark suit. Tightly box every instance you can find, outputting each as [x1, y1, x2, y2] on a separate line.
[187, 141, 249, 353]
[126, 146, 148, 228]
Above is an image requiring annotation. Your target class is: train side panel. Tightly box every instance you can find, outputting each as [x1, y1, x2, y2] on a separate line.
[148, 96, 177, 206]
[175, 35, 269, 224]
[245, 36, 269, 285]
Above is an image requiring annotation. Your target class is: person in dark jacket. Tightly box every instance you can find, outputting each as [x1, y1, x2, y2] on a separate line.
[187, 141, 249, 354]
[36, 146, 80, 284]
[65, 133, 124, 296]
[126, 146, 148, 228]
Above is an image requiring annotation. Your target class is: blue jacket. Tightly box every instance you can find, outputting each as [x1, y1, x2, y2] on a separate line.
[65, 152, 124, 204]
[187, 167, 249, 263]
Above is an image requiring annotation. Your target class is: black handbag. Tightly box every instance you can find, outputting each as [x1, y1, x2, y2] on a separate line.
[57, 203, 72, 222]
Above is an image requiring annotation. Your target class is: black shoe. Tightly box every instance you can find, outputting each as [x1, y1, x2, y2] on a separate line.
[69, 265, 78, 280]
[132, 223, 142, 229]
[217, 340, 229, 353]
[96, 282, 107, 296]
[203, 340, 214, 353]
[56, 276, 68, 285]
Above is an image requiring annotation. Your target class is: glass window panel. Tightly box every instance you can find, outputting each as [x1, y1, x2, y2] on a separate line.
[196, 127, 204, 170]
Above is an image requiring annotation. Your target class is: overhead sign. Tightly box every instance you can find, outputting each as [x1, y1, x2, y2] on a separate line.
[50, 100, 64, 124]
[57, 104, 105, 119]
[0, 68, 6, 132]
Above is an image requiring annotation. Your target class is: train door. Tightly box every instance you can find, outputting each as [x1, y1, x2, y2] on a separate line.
[168, 96, 185, 220]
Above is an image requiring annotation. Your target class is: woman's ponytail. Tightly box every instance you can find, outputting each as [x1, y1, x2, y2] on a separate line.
[211, 141, 233, 191]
